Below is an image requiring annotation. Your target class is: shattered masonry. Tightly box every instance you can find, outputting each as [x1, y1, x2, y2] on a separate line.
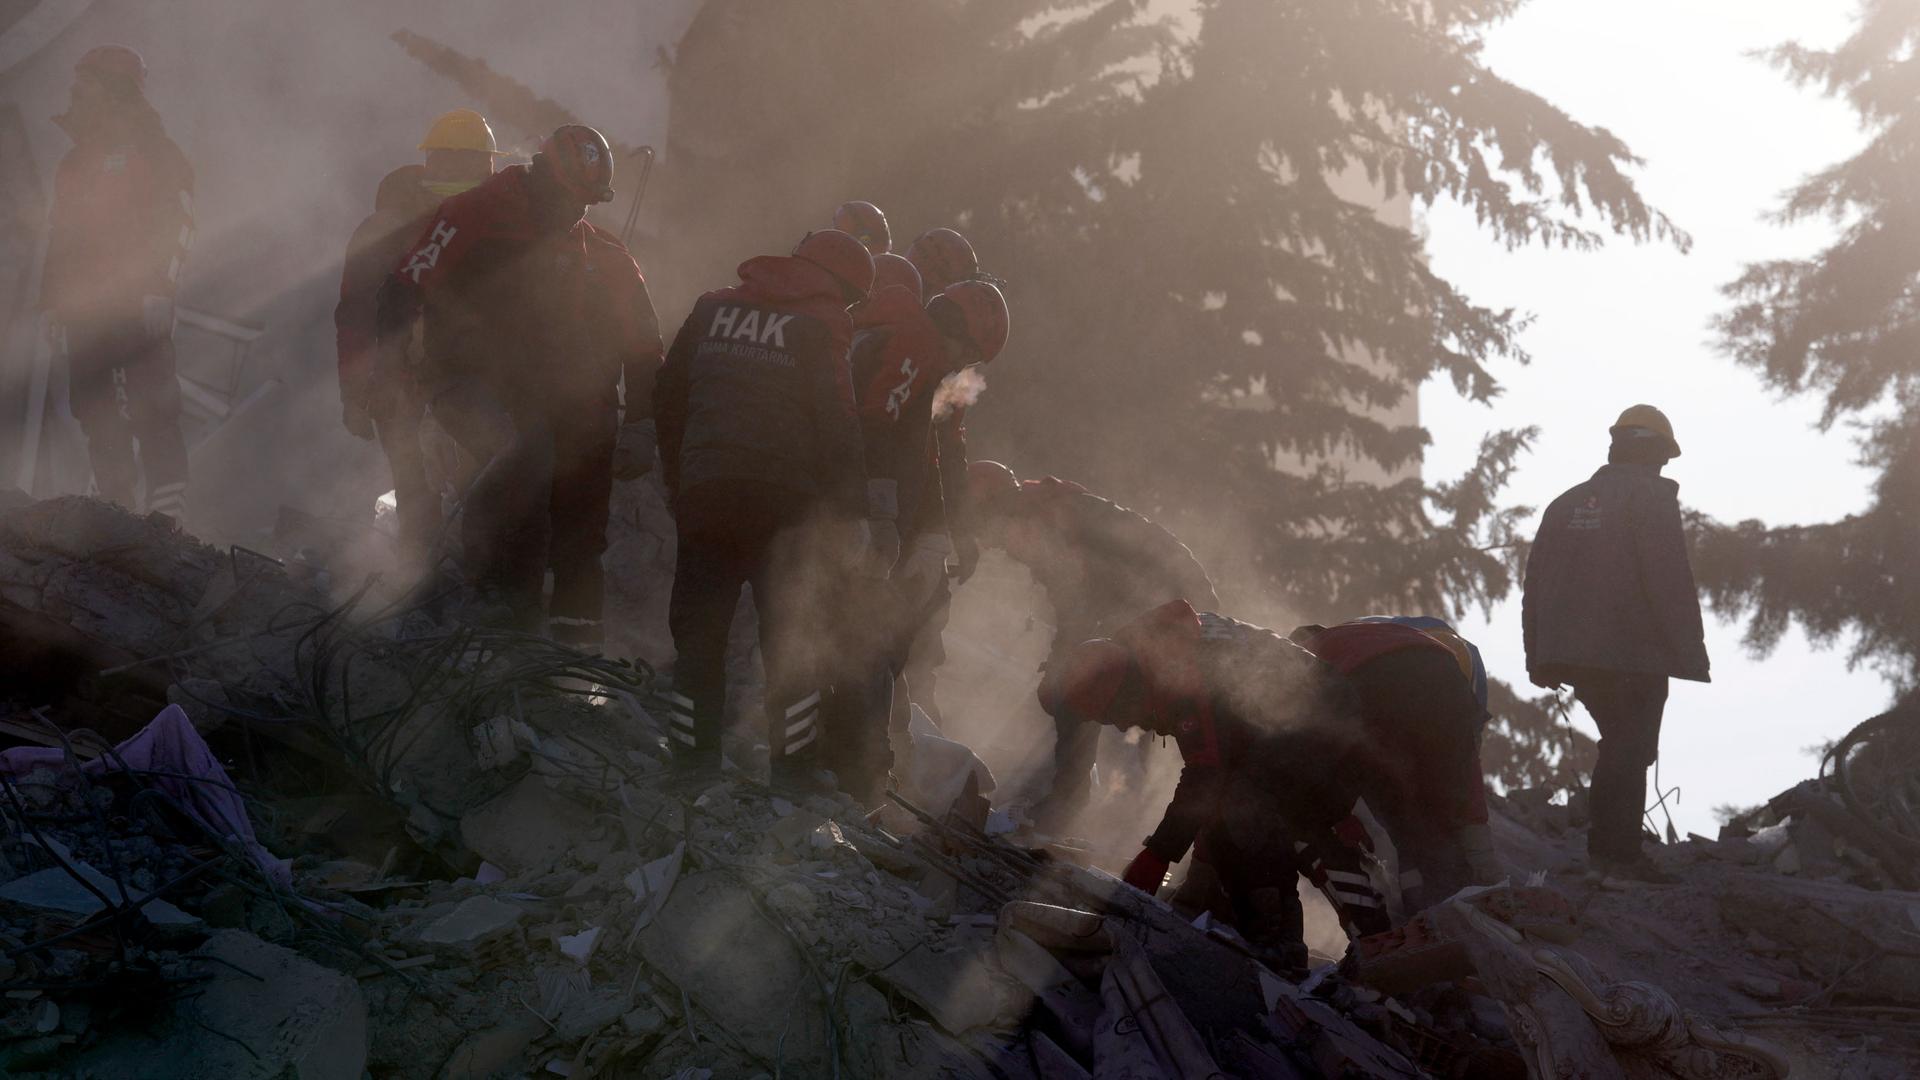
[0, 495, 1914, 1077]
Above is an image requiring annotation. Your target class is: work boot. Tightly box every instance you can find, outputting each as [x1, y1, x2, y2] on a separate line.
[1242, 886, 1310, 978]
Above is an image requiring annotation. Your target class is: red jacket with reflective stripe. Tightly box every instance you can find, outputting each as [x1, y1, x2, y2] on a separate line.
[380, 164, 661, 410]
[851, 285, 951, 537]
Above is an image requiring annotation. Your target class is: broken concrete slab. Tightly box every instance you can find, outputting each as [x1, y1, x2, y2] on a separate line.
[69, 929, 367, 1080]
[0, 864, 196, 925]
[458, 775, 602, 875]
[868, 931, 1022, 1036]
[636, 870, 831, 1074]
[419, 894, 524, 946]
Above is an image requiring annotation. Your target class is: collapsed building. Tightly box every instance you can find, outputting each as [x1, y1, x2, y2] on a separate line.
[0, 493, 1911, 1078]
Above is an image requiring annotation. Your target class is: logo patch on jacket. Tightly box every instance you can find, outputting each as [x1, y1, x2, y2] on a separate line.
[707, 305, 794, 348]
[1570, 495, 1603, 531]
[403, 220, 458, 283]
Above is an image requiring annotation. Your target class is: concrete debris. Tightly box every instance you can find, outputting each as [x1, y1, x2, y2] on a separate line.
[418, 894, 524, 946]
[4, 496, 1920, 1076]
[69, 930, 367, 1080]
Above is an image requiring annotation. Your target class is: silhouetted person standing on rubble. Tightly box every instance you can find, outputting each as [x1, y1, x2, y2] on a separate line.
[40, 46, 194, 523]
[1524, 405, 1709, 884]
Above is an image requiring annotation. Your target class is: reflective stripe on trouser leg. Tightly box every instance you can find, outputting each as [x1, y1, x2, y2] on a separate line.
[148, 480, 187, 517]
[659, 687, 721, 761]
[775, 690, 821, 756]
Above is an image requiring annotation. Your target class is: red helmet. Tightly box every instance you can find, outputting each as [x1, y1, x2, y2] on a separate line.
[928, 281, 1010, 363]
[1038, 639, 1141, 727]
[905, 228, 978, 295]
[75, 45, 147, 92]
[869, 253, 922, 298]
[539, 124, 616, 204]
[833, 201, 891, 256]
[966, 460, 1021, 511]
[793, 229, 876, 304]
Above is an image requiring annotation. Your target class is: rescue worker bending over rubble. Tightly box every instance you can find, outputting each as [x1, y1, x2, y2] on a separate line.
[830, 254, 1010, 804]
[336, 109, 500, 570]
[376, 125, 663, 646]
[967, 461, 1219, 833]
[653, 229, 878, 789]
[1288, 617, 1501, 897]
[1524, 404, 1709, 884]
[40, 46, 194, 522]
[1041, 601, 1496, 969]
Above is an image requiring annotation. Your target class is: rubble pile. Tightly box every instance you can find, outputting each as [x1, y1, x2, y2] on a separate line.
[0, 495, 1917, 1077]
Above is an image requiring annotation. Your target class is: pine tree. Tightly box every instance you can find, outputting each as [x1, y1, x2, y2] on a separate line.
[1705, 1, 1920, 691]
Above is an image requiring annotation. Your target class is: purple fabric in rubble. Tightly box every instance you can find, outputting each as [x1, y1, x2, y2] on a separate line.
[0, 705, 291, 886]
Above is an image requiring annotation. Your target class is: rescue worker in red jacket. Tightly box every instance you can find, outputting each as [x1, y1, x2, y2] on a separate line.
[828, 257, 1010, 803]
[1288, 617, 1499, 904]
[376, 125, 663, 645]
[1042, 602, 1496, 966]
[967, 462, 1220, 833]
[896, 226, 992, 721]
[653, 229, 878, 787]
[833, 200, 891, 257]
[335, 109, 500, 569]
[39, 46, 193, 521]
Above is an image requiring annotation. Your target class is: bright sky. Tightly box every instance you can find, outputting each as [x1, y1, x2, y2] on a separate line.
[1420, 1, 1884, 834]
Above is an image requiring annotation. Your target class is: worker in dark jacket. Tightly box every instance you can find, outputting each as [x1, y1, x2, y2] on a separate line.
[1523, 404, 1709, 881]
[968, 462, 1220, 832]
[335, 109, 498, 568]
[654, 229, 877, 788]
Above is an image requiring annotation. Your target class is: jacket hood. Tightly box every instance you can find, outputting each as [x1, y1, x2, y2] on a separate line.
[373, 165, 431, 214]
[735, 255, 846, 308]
[854, 284, 928, 331]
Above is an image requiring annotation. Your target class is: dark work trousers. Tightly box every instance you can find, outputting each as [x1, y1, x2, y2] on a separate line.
[820, 576, 899, 804]
[1573, 671, 1669, 862]
[665, 481, 828, 775]
[1034, 624, 1101, 830]
[372, 389, 439, 569]
[429, 378, 554, 624]
[1344, 648, 1488, 910]
[895, 581, 951, 728]
[1194, 777, 1307, 956]
[63, 319, 189, 517]
[546, 404, 618, 648]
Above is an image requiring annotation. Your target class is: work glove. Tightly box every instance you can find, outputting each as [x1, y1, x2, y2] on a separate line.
[1121, 849, 1171, 895]
[140, 295, 175, 341]
[953, 532, 981, 584]
[895, 532, 953, 609]
[611, 419, 656, 482]
[1333, 813, 1375, 854]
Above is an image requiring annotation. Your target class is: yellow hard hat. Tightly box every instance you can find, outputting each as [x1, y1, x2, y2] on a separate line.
[418, 109, 501, 155]
[1609, 403, 1680, 457]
